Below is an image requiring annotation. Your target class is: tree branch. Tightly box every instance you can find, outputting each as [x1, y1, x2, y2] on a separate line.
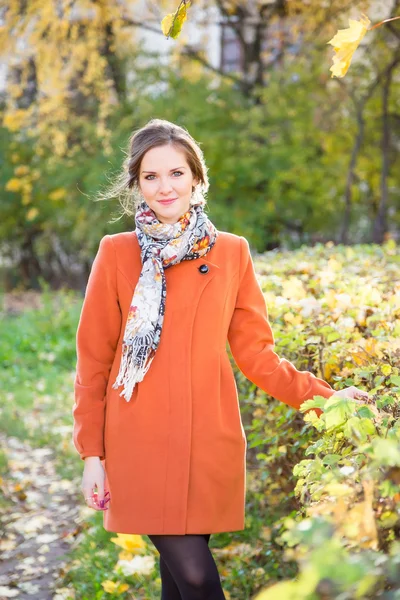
[214, 0, 246, 46]
[181, 45, 243, 86]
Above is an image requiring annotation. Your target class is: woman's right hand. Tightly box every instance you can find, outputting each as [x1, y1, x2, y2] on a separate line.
[81, 457, 110, 511]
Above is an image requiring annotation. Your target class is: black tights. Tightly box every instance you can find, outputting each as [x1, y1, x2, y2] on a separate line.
[148, 534, 226, 600]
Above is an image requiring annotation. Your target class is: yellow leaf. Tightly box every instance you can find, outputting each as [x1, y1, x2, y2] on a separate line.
[324, 360, 340, 379]
[323, 482, 354, 497]
[5, 178, 22, 192]
[14, 165, 30, 176]
[254, 582, 293, 599]
[381, 364, 392, 376]
[49, 188, 66, 201]
[118, 550, 133, 561]
[283, 311, 295, 323]
[383, 237, 397, 255]
[110, 533, 146, 552]
[338, 480, 378, 549]
[350, 337, 384, 365]
[26, 207, 39, 221]
[282, 277, 306, 300]
[327, 14, 371, 78]
[101, 580, 118, 593]
[161, 1, 191, 39]
[3, 109, 29, 131]
[161, 13, 174, 36]
[101, 580, 129, 594]
[328, 257, 342, 271]
[365, 337, 382, 356]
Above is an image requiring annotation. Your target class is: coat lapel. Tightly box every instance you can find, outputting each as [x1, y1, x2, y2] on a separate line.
[164, 254, 220, 312]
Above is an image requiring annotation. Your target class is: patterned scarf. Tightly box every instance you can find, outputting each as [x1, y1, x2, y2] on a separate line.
[112, 199, 219, 402]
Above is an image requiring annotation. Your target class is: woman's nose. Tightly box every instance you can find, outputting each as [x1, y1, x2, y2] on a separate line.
[159, 177, 174, 193]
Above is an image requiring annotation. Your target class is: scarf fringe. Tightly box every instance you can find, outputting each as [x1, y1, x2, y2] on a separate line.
[112, 343, 155, 402]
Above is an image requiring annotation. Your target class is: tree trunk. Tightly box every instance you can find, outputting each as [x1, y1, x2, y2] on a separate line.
[372, 68, 392, 243]
[19, 230, 43, 289]
[339, 109, 365, 245]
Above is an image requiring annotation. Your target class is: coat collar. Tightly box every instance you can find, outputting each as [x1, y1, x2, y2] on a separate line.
[129, 230, 221, 270]
[118, 231, 221, 308]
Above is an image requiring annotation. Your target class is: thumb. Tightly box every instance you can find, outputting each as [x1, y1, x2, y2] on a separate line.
[352, 387, 371, 400]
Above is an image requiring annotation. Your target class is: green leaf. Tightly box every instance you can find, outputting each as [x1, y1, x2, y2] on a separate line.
[305, 439, 325, 456]
[377, 508, 399, 527]
[343, 417, 376, 441]
[300, 395, 328, 412]
[355, 405, 376, 419]
[324, 397, 356, 430]
[327, 331, 341, 342]
[372, 439, 400, 466]
[303, 410, 325, 432]
[161, 1, 191, 39]
[293, 459, 314, 477]
[253, 580, 299, 600]
[322, 454, 342, 465]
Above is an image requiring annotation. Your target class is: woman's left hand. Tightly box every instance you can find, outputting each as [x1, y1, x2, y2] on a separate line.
[331, 386, 371, 403]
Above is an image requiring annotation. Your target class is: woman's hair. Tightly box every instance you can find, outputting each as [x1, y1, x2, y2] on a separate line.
[96, 118, 210, 221]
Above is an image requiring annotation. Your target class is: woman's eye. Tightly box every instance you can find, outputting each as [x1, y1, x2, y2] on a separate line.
[144, 171, 183, 180]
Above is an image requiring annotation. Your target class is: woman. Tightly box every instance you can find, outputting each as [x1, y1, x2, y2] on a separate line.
[72, 118, 370, 600]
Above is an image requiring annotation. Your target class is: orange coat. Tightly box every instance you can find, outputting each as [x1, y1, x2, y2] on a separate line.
[72, 230, 335, 535]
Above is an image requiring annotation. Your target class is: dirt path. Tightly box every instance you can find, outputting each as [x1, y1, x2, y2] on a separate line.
[0, 434, 86, 600]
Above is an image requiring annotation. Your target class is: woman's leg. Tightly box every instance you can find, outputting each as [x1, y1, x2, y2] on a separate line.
[157, 535, 211, 600]
[159, 555, 182, 600]
[148, 533, 225, 600]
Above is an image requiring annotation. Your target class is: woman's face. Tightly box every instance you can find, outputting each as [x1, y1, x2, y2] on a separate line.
[138, 144, 199, 224]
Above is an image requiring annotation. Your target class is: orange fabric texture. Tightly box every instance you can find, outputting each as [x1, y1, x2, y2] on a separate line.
[72, 231, 335, 534]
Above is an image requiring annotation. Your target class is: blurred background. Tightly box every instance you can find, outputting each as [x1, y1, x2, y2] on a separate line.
[0, 0, 399, 292]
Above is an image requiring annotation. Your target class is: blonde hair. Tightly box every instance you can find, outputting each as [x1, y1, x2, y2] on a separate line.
[96, 118, 210, 221]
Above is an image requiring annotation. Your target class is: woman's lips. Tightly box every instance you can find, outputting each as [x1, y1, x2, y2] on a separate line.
[158, 198, 177, 205]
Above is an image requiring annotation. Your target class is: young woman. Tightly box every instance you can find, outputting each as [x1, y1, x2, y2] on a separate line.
[72, 118, 370, 600]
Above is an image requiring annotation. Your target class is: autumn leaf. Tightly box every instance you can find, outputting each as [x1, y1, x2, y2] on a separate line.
[26, 207, 39, 221]
[110, 533, 147, 553]
[5, 178, 22, 192]
[49, 188, 66, 201]
[101, 580, 129, 594]
[254, 580, 298, 599]
[161, 0, 191, 39]
[327, 13, 371, 78]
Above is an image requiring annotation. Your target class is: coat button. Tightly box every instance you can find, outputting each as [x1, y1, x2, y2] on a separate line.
[199, 264, 209, 274]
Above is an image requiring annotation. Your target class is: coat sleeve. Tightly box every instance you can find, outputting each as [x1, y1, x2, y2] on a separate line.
[72, 235, 122, 460]
[227, 236, 335, 412]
